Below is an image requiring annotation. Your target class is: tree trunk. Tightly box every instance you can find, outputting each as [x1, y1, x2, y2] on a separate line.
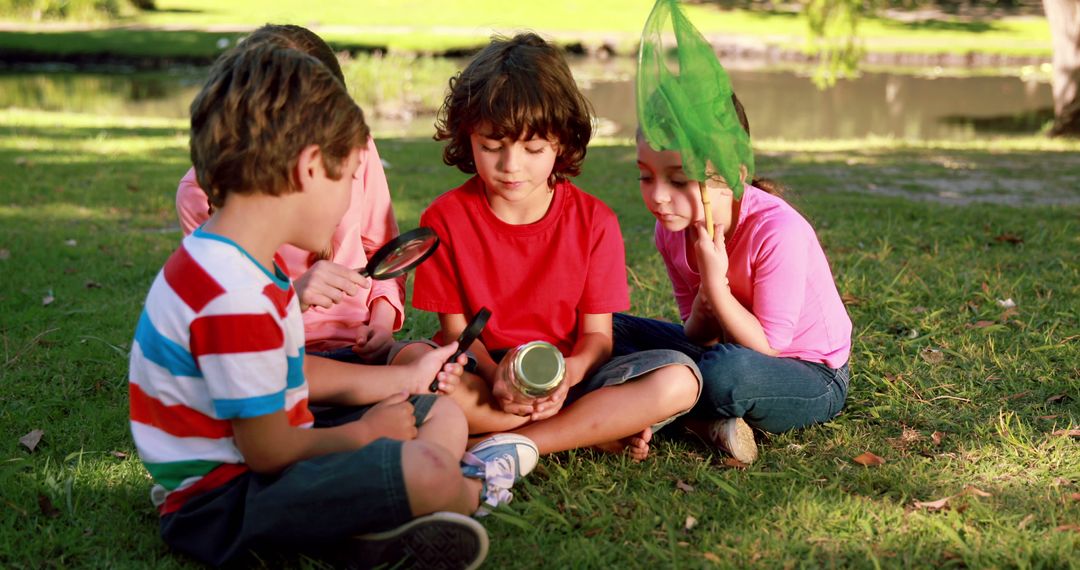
[1042, 0, 1080, 137]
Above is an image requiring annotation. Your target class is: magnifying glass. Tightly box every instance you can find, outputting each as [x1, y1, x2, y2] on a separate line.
[429, 307, 491, 393]
[357, 227, 440, 280]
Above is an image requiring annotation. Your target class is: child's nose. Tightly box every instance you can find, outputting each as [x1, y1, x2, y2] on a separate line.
[499, 148, 521, 172]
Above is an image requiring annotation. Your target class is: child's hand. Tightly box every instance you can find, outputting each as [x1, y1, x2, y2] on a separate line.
[407, 341, 465, 394]
[491, 358, 538, 416]
[294, 260, 371, 312]
[352, 323, 394, 363]
[526, 378, 569, 421]
[693, 221, 729, 288]
[354, 391, 417, 442]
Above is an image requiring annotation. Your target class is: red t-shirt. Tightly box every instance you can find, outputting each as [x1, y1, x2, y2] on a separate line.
[414, 176, 629, 355]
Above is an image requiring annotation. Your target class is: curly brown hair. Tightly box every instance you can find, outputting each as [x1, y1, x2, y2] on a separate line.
[189, 41, 368, 209]
[434, 32, 592, 185]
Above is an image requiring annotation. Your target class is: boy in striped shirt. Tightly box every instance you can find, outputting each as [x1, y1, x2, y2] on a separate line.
[129, 39, 535, 568]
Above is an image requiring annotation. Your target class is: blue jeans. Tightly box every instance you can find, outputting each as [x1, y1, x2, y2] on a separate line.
[612, 313, 849, 434]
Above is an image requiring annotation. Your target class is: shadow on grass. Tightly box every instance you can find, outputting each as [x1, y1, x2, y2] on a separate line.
[940, 107, 1055, 135]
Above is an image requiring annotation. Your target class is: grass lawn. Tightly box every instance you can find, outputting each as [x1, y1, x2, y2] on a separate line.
[0, 107, 1077, 567]
[0, 0, 1053, 61]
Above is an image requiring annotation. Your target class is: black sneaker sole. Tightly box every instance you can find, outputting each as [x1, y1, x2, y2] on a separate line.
[346, 512, 489, 569]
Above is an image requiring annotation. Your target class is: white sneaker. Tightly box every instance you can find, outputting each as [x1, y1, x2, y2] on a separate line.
[349, 511, 488, 569]
[462, 433, 539, 514]
[708, 418, 758, 464]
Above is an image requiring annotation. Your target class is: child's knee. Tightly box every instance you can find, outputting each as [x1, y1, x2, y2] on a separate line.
[401, 440, 463, 514]
[390, 341, 435, 365]
[654, 364, 701, 411]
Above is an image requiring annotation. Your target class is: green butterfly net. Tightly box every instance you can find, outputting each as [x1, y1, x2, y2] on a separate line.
[637, 0, 754, 200]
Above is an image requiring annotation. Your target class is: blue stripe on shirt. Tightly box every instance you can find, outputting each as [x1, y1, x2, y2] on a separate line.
[213, 390, 286, 419]
[286, 348, 305, 389]
[134, 310, 202, 378]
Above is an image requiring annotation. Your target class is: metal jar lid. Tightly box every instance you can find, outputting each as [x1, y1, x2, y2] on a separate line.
[512, 341, 565, 396]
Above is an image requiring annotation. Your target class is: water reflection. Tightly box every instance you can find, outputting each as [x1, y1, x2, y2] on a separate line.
[0, 63, 1053, 140]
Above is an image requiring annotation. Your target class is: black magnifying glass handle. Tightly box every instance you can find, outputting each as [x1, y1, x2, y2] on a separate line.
[429, 308, 491, 393]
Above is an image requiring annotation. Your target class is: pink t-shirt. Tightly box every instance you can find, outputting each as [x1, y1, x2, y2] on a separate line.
[176, 137, 405, 352]
[655, 184, 851, 368]
[413, 176, 630, 355]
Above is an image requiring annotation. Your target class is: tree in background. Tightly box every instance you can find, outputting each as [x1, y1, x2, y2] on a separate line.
[1041, 0, 1079, 136]
[799, 0, 1079, 137]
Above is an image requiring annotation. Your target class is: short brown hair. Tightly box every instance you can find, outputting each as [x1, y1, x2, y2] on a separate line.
[243, 23, 346, 84]
[434, 33, 592, 183]
[190, 42, 368, 208]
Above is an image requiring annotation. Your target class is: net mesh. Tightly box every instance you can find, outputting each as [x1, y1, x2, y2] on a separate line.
[636, 0, 754, 199]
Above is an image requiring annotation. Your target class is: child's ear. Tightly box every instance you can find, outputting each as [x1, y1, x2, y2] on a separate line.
[738, 164, 749, 185]
[294, 144, 324, 190]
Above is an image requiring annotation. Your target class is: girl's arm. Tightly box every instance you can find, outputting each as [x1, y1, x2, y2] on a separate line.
[684, 290, 724, 345]
[357, 138, 406, 330]
[692, 223, 778, 356]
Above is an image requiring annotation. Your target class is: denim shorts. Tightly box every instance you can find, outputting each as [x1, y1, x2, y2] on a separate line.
[159, 395, 437, 566]
[565, 350, 702, 432]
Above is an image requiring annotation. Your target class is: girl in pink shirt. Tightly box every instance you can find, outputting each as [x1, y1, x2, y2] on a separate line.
[616, 93, 852, 464]
[176, 27, 404, 364]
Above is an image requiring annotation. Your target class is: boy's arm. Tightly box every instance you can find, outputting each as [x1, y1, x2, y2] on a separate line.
[304, 345, 462, 405]
[439, 312, 499, 382]
[232, 391, 417, 473]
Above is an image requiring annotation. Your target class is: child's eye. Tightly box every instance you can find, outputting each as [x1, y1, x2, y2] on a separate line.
[480, 144, 502, 153]
[671, 179, 690, 189]
[525, 146, 547, 155]
[637, 174, 653, 183]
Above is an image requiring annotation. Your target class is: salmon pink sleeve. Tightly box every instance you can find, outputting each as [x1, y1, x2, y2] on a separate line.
[356, 139, 405, 329]
[176, 167, 211, 236]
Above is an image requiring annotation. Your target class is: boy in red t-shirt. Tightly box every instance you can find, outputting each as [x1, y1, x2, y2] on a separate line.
[392, 33, 701, 461]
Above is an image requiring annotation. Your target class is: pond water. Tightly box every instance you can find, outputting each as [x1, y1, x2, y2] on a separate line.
[0, 59, 1053, 140]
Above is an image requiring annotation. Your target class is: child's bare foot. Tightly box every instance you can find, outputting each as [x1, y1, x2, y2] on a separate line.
[592, 427, 652, 462]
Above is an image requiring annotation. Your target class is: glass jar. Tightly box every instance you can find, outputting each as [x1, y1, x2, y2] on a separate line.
[503, 341, 565, 399]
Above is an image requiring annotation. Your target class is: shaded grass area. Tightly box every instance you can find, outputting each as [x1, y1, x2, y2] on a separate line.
[1, 110, 1078, 567]
[0, 0, 1052, 65]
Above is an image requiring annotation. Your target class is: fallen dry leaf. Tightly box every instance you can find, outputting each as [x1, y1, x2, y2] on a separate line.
[685, 515, 698, 531]
[38, 494, 60, 517]
[41, 293, 55, 306]
[703, 552, 722, 564]
[961, 485, 992, 498]
[969, 320, 996, 328]
[1069, 493, 1080, 502]
[996, 298, 1016, 309]
[1051, 429, 1080, 438]
[19, 429, 44, 452]
[1037, 415, 1059, 420]
[0, 248, 9, 260]
[1003, 391, 1030, 401]
[840, 293, 862, 306]
[853, 452, 885, 466]
[1045, 393, 1070, 405]
[920, 347, 945, 365]
[1055, 525, 1080, 533]
[911, 306, 928, 314]
[1018, 514, 1035, 529]
[64, 239, 77, 247]
[110, 450, 128, 460]
[1052, 477, 1074, 487]
[931, 431, 945, 445]
[993, 232, 1024, 245]
[676, 479, 695, 493]
[722, 457, 749, 469]
[913, 497, 951, 511]
[998, 307, 1020, 322]
[84, 280, 102, 289]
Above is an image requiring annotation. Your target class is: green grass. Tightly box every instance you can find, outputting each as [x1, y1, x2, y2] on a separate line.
[1, 108, 1078, 568]
[0, 0, 1053, 60]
